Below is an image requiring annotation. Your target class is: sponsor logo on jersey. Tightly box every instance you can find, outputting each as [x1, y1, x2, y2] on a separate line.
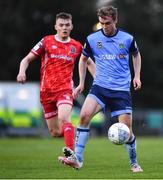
[119, 54, 125, 59]
[97, 42, 102, 48]
[99, 54, 116, 60]
[99, 54, 126, 60]
[50, 54, 73, 61]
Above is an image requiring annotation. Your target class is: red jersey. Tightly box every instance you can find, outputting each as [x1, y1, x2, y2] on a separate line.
[31, 35, 82, 93]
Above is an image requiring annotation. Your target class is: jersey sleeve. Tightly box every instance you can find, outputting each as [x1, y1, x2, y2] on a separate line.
[31, 38, 45, 56]
[82, 38, 93, 57]
[129, 38, 139, 55]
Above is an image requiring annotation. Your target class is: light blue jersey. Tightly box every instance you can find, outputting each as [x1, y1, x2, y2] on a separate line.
[83, 29, 139, 91]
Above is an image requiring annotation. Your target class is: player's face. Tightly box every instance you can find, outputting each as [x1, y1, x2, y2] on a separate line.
[55, 18, 73, 40]
[99, 16, 117, 36]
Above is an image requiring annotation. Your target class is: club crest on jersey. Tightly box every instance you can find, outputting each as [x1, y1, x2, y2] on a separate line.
[97, 42, 102, 48]
[70, 46, 76, 54]
[119, 43, 125, 49]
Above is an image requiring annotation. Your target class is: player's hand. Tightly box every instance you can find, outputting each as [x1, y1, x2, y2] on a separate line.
[17, 73, 26, 84]
[73, 84, 84, 99]
[133, 78, 141, 90]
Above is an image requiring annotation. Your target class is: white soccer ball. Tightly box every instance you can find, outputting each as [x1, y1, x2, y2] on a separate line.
[108, 122, 130, 145]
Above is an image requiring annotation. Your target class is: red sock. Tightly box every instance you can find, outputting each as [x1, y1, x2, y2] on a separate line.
[62, 122, 75, 150]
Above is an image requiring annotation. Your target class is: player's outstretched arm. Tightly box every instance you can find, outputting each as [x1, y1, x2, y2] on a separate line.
[17, 52, 37, 84]
[73, 54, 88, 99]
[132, 52, 142, 90]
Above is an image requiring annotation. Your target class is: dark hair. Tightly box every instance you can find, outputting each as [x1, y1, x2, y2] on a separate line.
[97, 6, 118, 21]
[56, 12, 72, 21]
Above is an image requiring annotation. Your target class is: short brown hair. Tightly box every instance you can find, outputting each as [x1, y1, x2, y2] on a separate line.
[97, 6, 118, 21]
[56, 12, 72, 21]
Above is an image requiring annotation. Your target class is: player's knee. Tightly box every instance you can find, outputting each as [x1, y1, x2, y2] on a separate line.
[80, 111, 91, 126]
[49, 128, 61, 137]
[80, 110, 90, 120]
[58, 115, 68, 123]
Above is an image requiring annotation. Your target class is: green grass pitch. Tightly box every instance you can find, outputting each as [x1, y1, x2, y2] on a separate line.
[0, 137, 163, 179]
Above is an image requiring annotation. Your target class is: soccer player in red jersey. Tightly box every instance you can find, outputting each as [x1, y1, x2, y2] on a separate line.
[17, 12, 95, 151]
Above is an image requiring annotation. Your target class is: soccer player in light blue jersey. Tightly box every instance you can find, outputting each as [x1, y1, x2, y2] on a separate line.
[59, 6, 143, 172]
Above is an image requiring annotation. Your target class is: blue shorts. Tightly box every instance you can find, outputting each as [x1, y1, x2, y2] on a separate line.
[88, 84, 132, 117]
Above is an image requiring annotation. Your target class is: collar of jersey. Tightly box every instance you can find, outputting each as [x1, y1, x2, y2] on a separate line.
[101, 28, 119, 38]
[54, 35, 71, 43]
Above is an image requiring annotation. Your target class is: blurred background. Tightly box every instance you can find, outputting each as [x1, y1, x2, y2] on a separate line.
[0, 0, 163, 137]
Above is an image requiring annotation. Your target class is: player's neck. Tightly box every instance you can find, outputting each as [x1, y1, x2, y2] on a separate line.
[110, 27, 117, 36]
[55, 34, 70, 43]
[103, 27, 117, 36]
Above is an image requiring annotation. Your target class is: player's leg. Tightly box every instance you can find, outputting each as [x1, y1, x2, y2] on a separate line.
[42, 100, 62, 137]
[46, 115, 62, 137]
[74, 96, 102, 163]
[118, 113, 133, 134]
[110, 90, 143, 172]
[118, 113, 137, 165]
[58, 104, 75, 150]
[59, 96, 102, 169]
[59, 85, 104, 169]
[118, 114, 143, 172]
[55, 90, 75, 150]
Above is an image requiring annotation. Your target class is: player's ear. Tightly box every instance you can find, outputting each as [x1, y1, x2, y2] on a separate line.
[71, 24, 73, 30]
[114, 17, 118, 24]
[54, 24, 57, 31]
